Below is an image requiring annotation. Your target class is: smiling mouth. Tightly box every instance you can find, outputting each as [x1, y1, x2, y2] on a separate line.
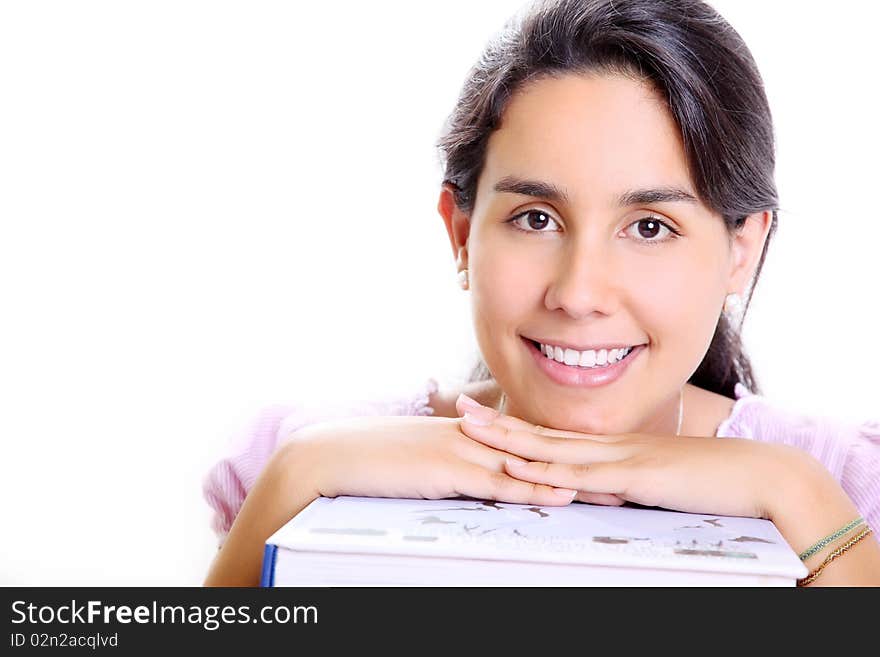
[523, 337, 644, 370]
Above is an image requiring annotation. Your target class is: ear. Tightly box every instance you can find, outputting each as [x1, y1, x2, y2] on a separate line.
[437, 183, 472, 273]
[726, 211, 774, 296]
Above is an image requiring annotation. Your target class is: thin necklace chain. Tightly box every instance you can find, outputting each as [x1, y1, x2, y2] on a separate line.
[497, 388, 685, 436]
[676, 388, 684, 436]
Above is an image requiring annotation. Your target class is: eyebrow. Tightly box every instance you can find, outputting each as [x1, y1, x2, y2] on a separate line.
[492, 176, 699, 207]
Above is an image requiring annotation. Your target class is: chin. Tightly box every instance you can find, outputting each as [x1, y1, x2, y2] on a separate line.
[537, 405, 624, 435]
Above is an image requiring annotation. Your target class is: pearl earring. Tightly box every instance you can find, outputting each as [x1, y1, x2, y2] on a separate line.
[457, 269, 469, 290]
[723, 293, 742, 314]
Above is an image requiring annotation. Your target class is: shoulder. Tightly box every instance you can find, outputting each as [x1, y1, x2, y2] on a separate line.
[716, 384, 850, 443]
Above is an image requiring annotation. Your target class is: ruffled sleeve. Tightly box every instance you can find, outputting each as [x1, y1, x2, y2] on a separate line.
[842, 421, 880, 532]
[202, 378, 439, 546]
[714, 383, 758, 439]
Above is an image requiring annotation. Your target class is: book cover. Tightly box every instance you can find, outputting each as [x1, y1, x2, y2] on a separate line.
[263, 496, 808, 586]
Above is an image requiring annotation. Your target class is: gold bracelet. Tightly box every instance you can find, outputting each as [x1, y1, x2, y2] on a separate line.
[796, 526, 873, 587]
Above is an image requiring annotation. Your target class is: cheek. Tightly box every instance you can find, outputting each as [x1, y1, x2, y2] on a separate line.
[468, 239, 543, 370]
[470, 244, 534, 332]
[630, 250, 726, 355]
[470, 249, 537, 306]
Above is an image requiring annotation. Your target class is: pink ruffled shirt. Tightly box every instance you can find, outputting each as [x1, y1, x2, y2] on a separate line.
[202, 379, 880, 546]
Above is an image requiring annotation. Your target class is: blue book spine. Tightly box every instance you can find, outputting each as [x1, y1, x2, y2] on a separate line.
[260, 543, 278, 587]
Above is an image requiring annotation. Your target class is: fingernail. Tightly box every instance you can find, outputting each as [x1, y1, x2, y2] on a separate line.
[462, 411, 492, 426]
[505, 456, 528, 468]
[461, 402, 496, 422]
[554, 488, 578, 499]
[457, 393, 483, 410]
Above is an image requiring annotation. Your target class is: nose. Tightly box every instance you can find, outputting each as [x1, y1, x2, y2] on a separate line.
[543, 240, 619, 320]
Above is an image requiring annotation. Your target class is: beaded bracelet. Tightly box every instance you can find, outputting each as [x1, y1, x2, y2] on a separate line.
[796, 526, 873, 587]
[798, 517, 865, 561]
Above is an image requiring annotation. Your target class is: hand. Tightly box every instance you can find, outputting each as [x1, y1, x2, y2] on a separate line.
[279, 414, 582, 507]
[455, 394, 784, 519]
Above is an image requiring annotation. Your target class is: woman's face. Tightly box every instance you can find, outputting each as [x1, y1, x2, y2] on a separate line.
[445, 73, 764, 434]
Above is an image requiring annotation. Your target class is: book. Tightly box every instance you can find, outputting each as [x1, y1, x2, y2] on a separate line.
[261, 495, 809, 586]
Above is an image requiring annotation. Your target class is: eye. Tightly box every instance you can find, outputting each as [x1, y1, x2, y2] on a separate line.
[507, 210, 562, 234]
[623, 216, 681, 244]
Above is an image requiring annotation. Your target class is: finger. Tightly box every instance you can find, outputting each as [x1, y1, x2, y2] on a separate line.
[575, 491, 627, 506]
[453, 421, 584, 479]
[453, 435, 531, 474]
[455, 393, 499, 420]
[504, 458, 628, 496]
[461, 416, 623, 465]
[456, 393, 623, 443]
[458, 462, 579, 507]
[455, 394, 534, 433]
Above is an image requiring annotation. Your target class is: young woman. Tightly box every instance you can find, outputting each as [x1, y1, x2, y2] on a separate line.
[203, 0, 880, 587]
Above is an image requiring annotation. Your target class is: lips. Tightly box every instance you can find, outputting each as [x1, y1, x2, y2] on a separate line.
[522, 336, 645, 389]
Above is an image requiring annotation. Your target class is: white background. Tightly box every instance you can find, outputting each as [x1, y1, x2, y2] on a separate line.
[1, 1, 877, 585]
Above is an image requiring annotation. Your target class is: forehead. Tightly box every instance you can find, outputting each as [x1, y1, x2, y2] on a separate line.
[479, 73, 694, 206]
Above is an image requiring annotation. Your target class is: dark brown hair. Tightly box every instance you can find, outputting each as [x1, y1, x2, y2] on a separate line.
[436, 0, 778, 398]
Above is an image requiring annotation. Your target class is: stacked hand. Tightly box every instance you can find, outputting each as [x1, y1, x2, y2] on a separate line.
[455, 393, 788, 519]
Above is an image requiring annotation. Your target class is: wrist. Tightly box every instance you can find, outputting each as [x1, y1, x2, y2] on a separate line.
[763, 446, 861, 562]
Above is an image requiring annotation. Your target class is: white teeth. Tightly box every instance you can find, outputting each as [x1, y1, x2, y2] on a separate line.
[579, 349, 596, 367]
[538, 342, 635, 369]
